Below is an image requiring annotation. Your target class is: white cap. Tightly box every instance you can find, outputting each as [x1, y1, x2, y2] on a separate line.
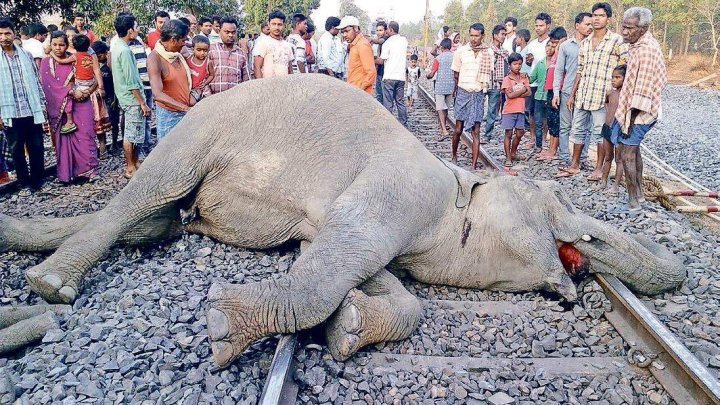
[338, 16, 360, 30]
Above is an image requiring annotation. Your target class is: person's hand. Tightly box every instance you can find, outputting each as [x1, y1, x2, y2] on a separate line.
[0, 117, 4, 131]
[140, 103, 151, 117]
[552, 95, 560, 109]
[97, 88, 105, 98]
[566, 95, 575, 111]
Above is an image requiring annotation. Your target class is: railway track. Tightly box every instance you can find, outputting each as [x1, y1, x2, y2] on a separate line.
[256, 87, 720, 404]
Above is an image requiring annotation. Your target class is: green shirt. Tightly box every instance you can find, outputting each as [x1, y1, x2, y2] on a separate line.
[529, 59, 548, 101]
[110, 38, 143, 107]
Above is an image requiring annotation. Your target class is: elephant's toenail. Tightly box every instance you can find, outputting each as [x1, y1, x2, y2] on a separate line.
[207, 308, 230, 340]
[42, 274, 63, 290]
[211, 341, 234, 367]
[58, 286, 77, 303]
[346, 305, 361, 331]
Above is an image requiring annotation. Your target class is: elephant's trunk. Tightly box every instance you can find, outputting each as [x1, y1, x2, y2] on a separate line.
[561, 217, 685, 295]
[0, 213, 94, 253]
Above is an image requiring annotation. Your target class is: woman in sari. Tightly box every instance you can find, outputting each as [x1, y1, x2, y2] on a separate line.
[40, 31, 98, 183]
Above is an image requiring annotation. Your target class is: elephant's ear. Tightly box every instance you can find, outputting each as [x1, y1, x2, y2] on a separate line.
[439, 158, 487, 208]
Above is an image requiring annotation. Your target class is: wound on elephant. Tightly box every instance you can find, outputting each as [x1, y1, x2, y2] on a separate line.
[460, 217, 472, 247]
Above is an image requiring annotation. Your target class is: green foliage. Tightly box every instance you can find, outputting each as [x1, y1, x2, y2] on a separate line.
[242, 0, 320, 34]
[339, 0, 370, 33]
[442, 0, 466, 33]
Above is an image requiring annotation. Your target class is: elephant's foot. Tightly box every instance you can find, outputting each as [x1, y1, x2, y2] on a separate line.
[25, 262, 81, 304]
[206, 283, 264, 369]
[325, 288, 419, 361]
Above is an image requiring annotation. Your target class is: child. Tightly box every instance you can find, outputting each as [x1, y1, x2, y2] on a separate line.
[598, 65, 626, 194]
[186, 35, 215, 104]
[50, 34, 111, 136]
[501, 53, 531, 167]
[91, 40, 118, 156]
[528, 41, 556, 154]
[532, 40, 560, 160]
[406, 54, 420, 110]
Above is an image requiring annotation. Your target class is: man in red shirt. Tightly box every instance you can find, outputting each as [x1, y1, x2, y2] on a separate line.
[73, 13, 95, 42]
[146, 11, 170, 50]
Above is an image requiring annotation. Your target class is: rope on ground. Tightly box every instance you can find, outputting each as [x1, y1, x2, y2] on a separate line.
[643, 176, 676, 211]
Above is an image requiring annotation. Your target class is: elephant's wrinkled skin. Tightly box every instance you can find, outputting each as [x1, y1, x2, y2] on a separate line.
[0, 75, 685, 367]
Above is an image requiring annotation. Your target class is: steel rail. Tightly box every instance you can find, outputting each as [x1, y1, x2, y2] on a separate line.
[418, 82, 720, 404]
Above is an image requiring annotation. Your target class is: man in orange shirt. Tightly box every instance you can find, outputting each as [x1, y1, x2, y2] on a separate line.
[339, 16, 376, 94]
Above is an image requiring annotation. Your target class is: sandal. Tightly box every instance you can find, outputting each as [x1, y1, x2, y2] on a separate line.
[586, 173, 602, 181]
[60, 124, 77, 134]
[504, 159, 513, 167]
[554, 168, 580, 178]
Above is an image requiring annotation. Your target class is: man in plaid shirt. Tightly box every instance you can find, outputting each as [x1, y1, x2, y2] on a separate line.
[557, 2, 627, 180]
[208, 17, 248, 95]
[614, 7, 666, 211]
[482, 24, 508, 143]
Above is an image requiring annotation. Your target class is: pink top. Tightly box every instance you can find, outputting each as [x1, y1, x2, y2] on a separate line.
[544, 53, 558, 91]
[186, 56, 209, 89]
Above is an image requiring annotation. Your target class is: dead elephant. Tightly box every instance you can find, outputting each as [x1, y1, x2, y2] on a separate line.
[0, 75, 685, 368]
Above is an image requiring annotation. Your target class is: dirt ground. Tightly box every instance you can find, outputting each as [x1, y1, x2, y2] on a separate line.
[666, 53, 720, 89]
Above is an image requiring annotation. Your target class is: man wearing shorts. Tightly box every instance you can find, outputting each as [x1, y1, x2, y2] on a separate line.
[111, 14, 151, 179]
[614, 7, 666, 211]
[426, 38, 454, 138]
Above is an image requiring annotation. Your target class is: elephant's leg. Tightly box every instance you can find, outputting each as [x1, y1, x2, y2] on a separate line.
[205, 219, 401, 368]
[24, 147, 205, 304]
[1, 208, 182, 254]
[324, 269, 421, 361]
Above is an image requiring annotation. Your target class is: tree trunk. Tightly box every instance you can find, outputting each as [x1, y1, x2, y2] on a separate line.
[683, 26, 691, 55]
[662, 19, 668, 49]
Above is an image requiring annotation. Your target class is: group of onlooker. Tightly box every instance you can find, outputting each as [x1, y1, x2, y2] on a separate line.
[425, 3, 666, 211]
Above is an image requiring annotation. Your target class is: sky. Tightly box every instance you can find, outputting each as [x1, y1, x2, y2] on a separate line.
[311, 0, 472, 27]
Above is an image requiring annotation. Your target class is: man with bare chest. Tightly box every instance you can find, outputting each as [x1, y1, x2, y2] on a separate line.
[147, 19, 193, 140]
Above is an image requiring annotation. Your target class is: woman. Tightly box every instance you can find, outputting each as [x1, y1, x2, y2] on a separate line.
[40, 31, 98, 183]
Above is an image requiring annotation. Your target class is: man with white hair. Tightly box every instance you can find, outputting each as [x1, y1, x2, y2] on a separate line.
[614, 7, 666, 211]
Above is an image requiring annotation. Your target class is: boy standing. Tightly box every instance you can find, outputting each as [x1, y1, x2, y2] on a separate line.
[92, 40, 118, 156]
[598, 65, 625, 194]
[406, 54, 420, 110]
[501, 53, 531, 167]
[426, 38, 454, 139]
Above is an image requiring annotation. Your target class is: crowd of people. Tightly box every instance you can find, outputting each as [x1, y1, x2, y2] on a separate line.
[0, 3, 665, 211]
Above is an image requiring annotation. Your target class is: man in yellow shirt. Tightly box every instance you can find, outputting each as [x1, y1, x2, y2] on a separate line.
[339, 16, 376, 94]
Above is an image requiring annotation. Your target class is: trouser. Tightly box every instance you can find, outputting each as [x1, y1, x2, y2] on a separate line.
[558, 91, 572, 163]
[6, 116, 45, 189]
[571, 107, 606, 147]
[524, 87, 537, 131]
[545, 89, 560, 137]
[483, 88, 502, 139]
[143, 89, 153, 153]
[375, 74, 384, 104]
[156, 105, 186, 140]
[533, 97, 547, 147]
[381, 79, 408, 126]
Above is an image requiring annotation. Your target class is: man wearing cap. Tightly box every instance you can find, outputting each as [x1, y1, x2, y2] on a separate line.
[339, 16, 376, 94]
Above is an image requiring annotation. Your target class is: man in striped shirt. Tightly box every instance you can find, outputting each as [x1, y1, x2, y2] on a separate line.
[208, 16, 248, 94]
[557, 2, 627, 180]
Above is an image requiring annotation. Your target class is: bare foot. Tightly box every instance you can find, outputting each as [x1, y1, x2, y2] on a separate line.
[594, 182, 608, 191]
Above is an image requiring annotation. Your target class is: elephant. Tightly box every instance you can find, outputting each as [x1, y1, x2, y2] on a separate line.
[0, 74, 685, 368]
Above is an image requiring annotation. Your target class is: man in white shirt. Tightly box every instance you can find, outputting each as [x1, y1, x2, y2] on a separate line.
[287, 13, 308, 73]
[502, 17, 517, 53]
[22, 23, 47, 67]
[253, 10, 294, 79]
[524, 12, 551, 148]
[316, 16, 344, 78]
[380, 21, 408, 126]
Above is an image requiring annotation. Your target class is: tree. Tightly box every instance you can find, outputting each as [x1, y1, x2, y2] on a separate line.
[442, 0, 467, 33]
[242, 0, 320, 34]
[339, 0, 370, 33]
[692, 0, 720, 65]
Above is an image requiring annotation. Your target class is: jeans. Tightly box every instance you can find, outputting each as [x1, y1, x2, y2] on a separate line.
[381, 79, 407, 126]
[6, 116, 45, 189]
[156, 105, 186, 140]
[533, 98, 546, 147]
[571, 107, 606, 147]
[483, 88, 502, 139]
[143, 89, 153, 153]
[558, 91, 573, 163]
[375, 73, 384, 104]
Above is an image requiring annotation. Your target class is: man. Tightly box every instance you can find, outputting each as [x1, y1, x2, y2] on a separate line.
[525, 12, 551, 150]
[21, 23, 47, 67]
[260, 22, 270, 36]
[483, 24, 508, 143]
[552, 12, 592, 166]
[146, 11, 170, 50]
[616, 7, 666, 211]
[0, 18, 48, 192]
[370, 21, 389, 103]
[426, 38, 454, 139]
[208, 17, 248, 93]
[186, 15, 198, 38]
[339, 16, 376, 94]
[210, 16, 222, 43]
[73, 13, 96, 42]
[430, 25, 450, 56]
[287, 13, 308, 73]
[316, 17, 344, 78]
[303, 24, 316, 73]
[111, 14, 152, 179]
[502, 17, 517, 53]
[557, 2, 627, 179]
[198, 16, 213, 38]
[148, 19, 192, 140]
[380, 21, 408, 126]
[451, 23, 494, 170]
[253, 10, 293, 79]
